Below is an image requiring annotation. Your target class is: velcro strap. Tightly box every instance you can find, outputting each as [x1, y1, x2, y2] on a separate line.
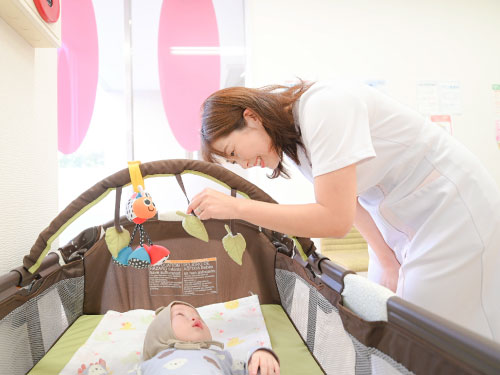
[128, 160, 144, 192]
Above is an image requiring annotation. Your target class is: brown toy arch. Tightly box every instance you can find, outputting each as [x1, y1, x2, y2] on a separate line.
[24, 159, 314, 273]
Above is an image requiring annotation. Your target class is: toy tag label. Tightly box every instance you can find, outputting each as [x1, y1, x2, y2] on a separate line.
[149, 258, 217, 296]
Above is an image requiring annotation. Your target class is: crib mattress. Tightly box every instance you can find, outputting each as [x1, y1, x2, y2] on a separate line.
[29, 304, 324, 374]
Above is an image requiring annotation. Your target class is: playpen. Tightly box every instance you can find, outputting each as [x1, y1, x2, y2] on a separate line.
[1, 159, 499, 374]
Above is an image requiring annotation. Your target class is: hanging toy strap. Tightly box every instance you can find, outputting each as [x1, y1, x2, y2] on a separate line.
[138, 225, 145, 247]
[175, 174, 189, 204]
[176, 174, 198, 217]
[114, 186, 123, 233]
[138, 224, 153, 246]
[230, 188, 237, 234]
[129, 224, 139, 246]
[128, 161, 145, 193]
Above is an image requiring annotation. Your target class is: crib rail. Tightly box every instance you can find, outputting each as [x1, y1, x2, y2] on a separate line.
[386, 297, 500, 374]
[0, 253, 60, 303]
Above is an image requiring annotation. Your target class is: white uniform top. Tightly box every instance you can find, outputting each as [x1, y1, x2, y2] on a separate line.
[292, 80, 500, 341]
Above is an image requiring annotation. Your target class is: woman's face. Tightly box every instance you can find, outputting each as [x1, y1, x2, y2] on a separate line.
[212, 109, 281, 170]
[171, 304, 212, 342]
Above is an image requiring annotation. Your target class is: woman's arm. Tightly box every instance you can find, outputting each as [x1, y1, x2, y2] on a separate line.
[354, 201, 400, 291]
[187, 164, 358, 238]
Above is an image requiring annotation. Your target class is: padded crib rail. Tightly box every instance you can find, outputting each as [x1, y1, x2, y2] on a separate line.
[386, 297, 500, 374]
[23, 159, 314, 274]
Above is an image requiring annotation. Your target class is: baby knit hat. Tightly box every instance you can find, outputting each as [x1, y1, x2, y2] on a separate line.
[142, 301, 223, 361]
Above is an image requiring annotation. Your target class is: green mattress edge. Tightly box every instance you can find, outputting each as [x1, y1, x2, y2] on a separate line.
[29, 305, 324, 374]
[261, 304, 324, 374]
[29, 314, 104, 374]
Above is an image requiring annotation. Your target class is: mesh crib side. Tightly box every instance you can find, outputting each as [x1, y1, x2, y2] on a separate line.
[275, 252, 350, 374]
[0, 263, 84, 375]
[276, 253, 500, 375]
[275, 267, 414, 375]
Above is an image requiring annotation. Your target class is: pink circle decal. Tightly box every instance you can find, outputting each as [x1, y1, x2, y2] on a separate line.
[57, 0, 98, 154]
[158, 0, 221, 152]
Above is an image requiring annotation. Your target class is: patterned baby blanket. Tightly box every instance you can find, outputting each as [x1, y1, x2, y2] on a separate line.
[61, 295, 271, 374]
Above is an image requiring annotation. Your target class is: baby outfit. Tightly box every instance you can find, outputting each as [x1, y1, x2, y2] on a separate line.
[138, 346, 253, 375]
[135, 301, 277, 375]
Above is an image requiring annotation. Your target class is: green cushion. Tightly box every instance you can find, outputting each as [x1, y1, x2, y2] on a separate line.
[29, 315, 103, 374]
[321, 249, 369, 272]
[261, 304, 324, 374]
[321, 227, 369, 272]
[30, 305, 323, 374]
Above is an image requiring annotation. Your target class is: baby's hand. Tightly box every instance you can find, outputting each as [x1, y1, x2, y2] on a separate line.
[248, 349, 280, 375]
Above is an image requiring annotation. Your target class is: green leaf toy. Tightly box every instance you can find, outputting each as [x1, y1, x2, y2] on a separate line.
[105, 226, 131, 258]
[222, 224, 246, 266]
[176, 211, 209, 242]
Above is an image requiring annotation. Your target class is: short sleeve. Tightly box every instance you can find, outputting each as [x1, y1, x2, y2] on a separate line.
[298, 83, 376, 177]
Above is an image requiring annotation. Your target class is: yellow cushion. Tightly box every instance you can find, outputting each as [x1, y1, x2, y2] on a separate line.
[321, 227, 368, 272]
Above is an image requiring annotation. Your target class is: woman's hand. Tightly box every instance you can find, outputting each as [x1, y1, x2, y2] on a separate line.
[248, 350, 280, 375]
[379, 255, 400, 292]
[187, 188, 240, 220]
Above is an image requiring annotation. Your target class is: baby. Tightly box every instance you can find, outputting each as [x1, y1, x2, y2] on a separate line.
[139, 301, 280, 375]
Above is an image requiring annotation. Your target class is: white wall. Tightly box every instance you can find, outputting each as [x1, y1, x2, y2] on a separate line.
[245, 0, 500, 203]
[0, 18, 58, 274]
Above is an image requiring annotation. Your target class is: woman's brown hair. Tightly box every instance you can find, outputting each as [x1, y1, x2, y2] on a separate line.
[200, 81, 313, 178]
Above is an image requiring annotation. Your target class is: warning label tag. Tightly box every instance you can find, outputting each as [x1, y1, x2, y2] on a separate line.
[149, 258, 217, 296]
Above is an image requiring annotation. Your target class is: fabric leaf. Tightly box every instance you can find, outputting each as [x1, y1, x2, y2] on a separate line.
[222, 224, 246, 266]
[176, 211, 209, 242]
[105, 226, 131, 258]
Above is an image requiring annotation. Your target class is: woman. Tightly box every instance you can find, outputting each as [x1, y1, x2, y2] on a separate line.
[187, 79, 500, 342]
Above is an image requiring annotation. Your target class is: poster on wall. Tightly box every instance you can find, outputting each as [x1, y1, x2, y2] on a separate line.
[439, 82, 461, 115]
[416, 81, 440, 115]
[417, 81, 461, 136]
[416, 81, 461, 115]
[430, 115, 452, 135]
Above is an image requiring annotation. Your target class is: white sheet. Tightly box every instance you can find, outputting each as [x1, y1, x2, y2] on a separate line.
[60, 295, 271, 374]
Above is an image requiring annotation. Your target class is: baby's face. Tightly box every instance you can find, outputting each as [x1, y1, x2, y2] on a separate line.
[171, 304, 212, 342]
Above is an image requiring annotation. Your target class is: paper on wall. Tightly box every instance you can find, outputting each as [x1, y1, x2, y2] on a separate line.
[430, 115, 452, 135]
[416, 81, 461, 115]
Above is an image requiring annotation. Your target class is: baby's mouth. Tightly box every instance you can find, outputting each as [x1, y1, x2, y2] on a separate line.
[192, 321, 202, 329]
